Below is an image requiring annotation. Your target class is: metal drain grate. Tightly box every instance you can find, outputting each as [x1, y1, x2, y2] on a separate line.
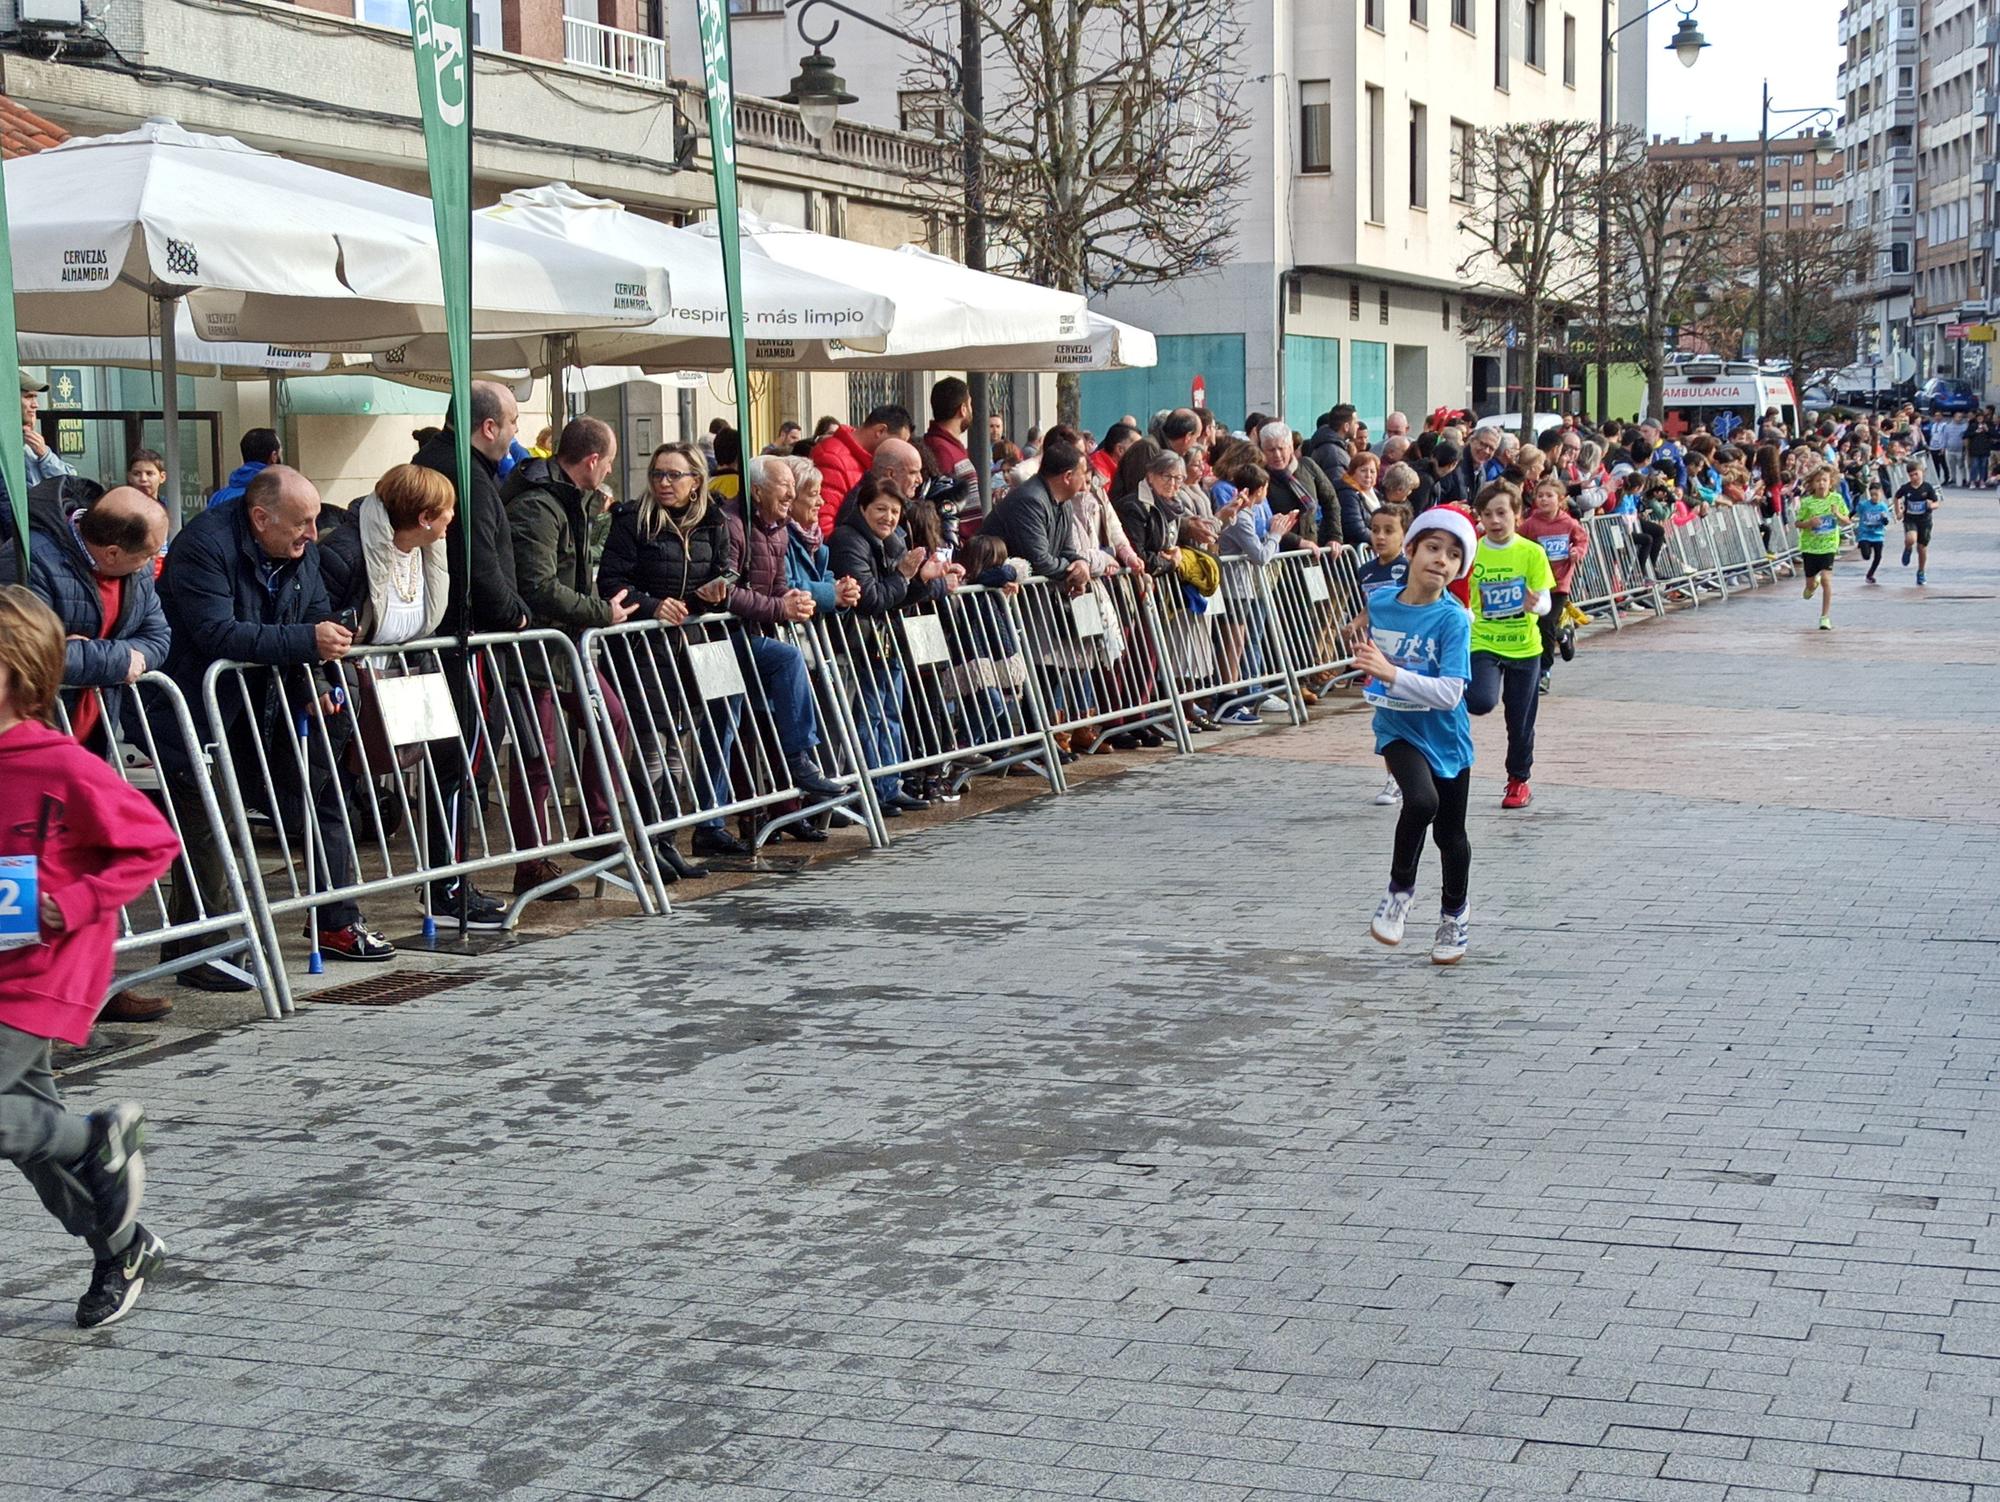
[308, 971, 476, 1008]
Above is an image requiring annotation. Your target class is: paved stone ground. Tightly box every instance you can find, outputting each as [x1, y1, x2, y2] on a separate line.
[3, 499, 1999, 1502]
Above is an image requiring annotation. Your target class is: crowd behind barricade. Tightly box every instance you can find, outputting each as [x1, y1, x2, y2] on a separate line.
[0, 363, 1951, 1023]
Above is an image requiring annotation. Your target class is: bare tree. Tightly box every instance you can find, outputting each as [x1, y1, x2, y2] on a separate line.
[1455, 120, 1622, 445]
[1759, 226, 1871, 386]
[904, 0, 1247, 421]
[1608, 147, 1760, 420]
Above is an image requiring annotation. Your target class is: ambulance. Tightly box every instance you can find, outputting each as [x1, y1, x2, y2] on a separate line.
[1651, 358, 1803, 441]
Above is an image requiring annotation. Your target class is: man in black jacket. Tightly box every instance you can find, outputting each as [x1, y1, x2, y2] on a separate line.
[411, 380, 526, 924]
[984, 434, 1092, 593]
[157, 467, 395, 975]
[1308, 404, 1356, 481]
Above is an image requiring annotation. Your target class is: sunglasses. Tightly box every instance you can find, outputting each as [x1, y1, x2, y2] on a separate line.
[649, 468, 696, 482]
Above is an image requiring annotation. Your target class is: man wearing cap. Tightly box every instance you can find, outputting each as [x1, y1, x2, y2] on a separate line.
[20, 370, 76, 490]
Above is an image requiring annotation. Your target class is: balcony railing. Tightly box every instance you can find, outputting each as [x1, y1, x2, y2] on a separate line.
[563, 15, 668, 89]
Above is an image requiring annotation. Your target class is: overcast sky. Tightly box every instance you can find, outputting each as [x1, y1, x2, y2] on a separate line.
[1642, 0, 1843, 144]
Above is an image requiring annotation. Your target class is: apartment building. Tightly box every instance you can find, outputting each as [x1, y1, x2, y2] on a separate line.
[1647, 131, 1846, 235]
[1835, 0, 1922, 387]
[0, 0, 953, 503]
[1907, 0, 1993, 388]
[706, 0, 1654, 433]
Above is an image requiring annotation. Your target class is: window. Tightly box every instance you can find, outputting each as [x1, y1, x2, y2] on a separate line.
[1366, 84, 1387, 222]
[1451, 0, 1472, 28]
[899, 90, 957, 140]
[1366, 0, 1383, 28]
[1409, 101, 1429, 207]
[1450, 118, 1474, 202]
[1562, 13, 1576, 87]
[1791, 179, 1805, 192]
[365, 0, 500, 44]
[1300, 81, 1332, 173]
[1736, 156, 1755, 167]
[1816, 176, 1836, 190]
[1524, 0, 1543, 70]
[1765, 206, 1782, 220]
[1890, 241, 1912, 274]
[1412, 0, 1428, 24]
[1891, 182, 1913, 215]
[1350, 282, 1363, 319]
[1442, 296, 1453, 329]
[1494, 0, 1510, 89]
[1791, 152, 1806, 166]
[1380, 288, 1391, 325]
[1896, 66, 1915, 98]
[1815, 203, 1835, 215]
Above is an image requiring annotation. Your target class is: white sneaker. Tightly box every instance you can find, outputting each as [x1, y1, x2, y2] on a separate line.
[1371, 888, 1414, 946]
[1257, 695, 1289, 714]
[1374, 776, 1402, 806]
[1431, 907, 1469, 965]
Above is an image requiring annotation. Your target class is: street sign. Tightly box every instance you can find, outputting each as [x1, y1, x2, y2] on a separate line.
[1191, 375, 1206, 408]
[1945, 323, 1970, 340]
[1970, 325, 1997, 343]
[1503, 322, 1518, 349]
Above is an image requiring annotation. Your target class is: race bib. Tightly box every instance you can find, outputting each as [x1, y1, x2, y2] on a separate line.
[1538, 535, 1572, 561]
[1479, 576, 1527, 619]
[0, 855, 40, 951]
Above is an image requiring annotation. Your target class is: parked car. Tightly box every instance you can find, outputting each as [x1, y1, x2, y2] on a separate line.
[1916, 377, 1979, 413]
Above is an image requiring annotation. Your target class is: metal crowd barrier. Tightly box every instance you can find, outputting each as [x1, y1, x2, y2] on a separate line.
[579, 611, 884, 884]
[1569, 515, 1662, 625]
[808, 579, 1064, 804]
[202, 629, 658, 1015]
[55, 673, 280, 1018]
[1152, 554, 1305, 727]
[1010, 571, 1188, 762]
[1262, 548, 1367, 688]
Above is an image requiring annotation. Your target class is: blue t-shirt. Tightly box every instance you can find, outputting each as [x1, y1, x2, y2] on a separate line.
[1355, 555, 1407, 589]
[1854, 498, 1892, 543]
[1364, 584, 1474, 779]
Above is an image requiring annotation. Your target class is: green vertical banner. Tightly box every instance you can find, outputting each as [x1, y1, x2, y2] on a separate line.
[0, 159, 30, 580]
[695, 0, 752, 460]
[408, 0, 475, 628]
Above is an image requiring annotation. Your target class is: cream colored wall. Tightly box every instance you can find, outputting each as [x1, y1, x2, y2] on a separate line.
[291, 390, 555, 516]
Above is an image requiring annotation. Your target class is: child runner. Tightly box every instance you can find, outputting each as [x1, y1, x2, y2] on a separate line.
[0, 586, 179, 1327]
[1519, 476, 1590, 695]
[1795, 464, 1851, 631]
[1466, 481, 1555, 810]
[1354, 506, 1413, 803]
[1354, 508, 1478, 965]
[1854, 480, 1892, 584]
[1894, 460, 1939, 584]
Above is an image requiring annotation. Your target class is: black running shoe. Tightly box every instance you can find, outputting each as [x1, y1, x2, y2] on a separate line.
[76, 1224, 165, 1330]
[79, 1104, 147, 1247]
[1557, 624, 1576, 662]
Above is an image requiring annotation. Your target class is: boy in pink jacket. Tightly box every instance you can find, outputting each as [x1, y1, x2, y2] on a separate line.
[0, 585, 180, 1327]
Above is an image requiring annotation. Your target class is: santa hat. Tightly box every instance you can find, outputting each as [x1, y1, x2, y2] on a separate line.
[1405, 507, 1479, 579]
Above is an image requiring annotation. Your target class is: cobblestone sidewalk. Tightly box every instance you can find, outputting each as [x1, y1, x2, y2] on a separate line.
[2, 503, 1997, 1501]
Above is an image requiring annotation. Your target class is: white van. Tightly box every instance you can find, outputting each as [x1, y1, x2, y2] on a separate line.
[1651, 359, 1802, 440]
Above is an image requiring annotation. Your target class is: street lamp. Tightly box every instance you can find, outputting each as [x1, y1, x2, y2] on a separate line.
[1597, 0, 1708, 423]
[1756, 84, 1838, 364]
[778, 0, 994, 510]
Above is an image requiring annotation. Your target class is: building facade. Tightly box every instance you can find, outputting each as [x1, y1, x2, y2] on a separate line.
[1647, 130, 1846, 236]
[707, 0, 1654, 435]
[1835, 0, 1923, 390]
[1906, 0, 1993, 388]
[0, 0, 961, 507]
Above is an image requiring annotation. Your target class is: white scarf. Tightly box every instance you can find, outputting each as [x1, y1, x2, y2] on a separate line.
[357, 494, 451, 639]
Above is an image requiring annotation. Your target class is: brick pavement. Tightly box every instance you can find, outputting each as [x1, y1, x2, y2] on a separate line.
[2, 500, 1998, 1501]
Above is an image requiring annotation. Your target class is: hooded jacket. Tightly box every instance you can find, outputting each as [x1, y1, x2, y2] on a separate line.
[0, 720, 180, 1045]
[810, 425, 873, 538]
[412, 428, 527, 633]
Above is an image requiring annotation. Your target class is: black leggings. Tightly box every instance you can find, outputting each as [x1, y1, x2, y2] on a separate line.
[1859, 539, 1883, 575]
[1383, 739, 1471, 912]
[1634, 520, 1666, 575]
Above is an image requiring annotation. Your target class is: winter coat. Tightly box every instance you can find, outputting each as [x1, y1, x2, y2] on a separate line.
[0, 487, 170, 696]
[207, 460, 267, 511]
[317, 495, 451, 644]
[826, 521, 939, 617]
[1333, 481, 1375, 545]
[721, 508, 795, 628]
[502, 457, 615, 690]
[922, 422, 976, 491]
[984, 474, 1081, 581]
[1295, 454, 1352, 546]
[412, 429, 527, 634]
[785, 520, 843, 615]
[810, 425, 873, 538]
[1112, 488, 1177, 576]
[1265, 466, 1320, 551]
[596, 496, 731, 618]
[1306, 423, 1350, 481]
[0, 720, 180, 1045]
[156, 498, 335, 747]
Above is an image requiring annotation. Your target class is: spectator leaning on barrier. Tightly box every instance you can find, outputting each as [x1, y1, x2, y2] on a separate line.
[319, 464, 455, 648]
[413, 381, 529, 636]
[502, 417, 638, 903]
[984, 432, 1092, 596]
[1257, 422, 1334, 553]
[811, 404, 914, 539]
[684, 454, 849, 858]
[0, 485, 174, 1025]
[781, 457, 862, 619]
[157, 466, 396, 976]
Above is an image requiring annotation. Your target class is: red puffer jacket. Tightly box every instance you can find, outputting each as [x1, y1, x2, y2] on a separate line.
[811, 425, 873, 539]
